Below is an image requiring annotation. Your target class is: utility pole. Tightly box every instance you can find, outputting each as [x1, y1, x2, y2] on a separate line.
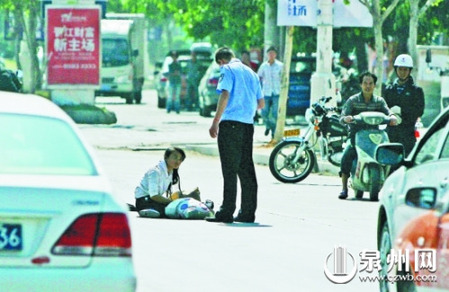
[310, 0, 336, 107]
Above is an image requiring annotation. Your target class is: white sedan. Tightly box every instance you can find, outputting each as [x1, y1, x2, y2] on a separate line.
[0, 92, 136, 291]
[377, 106, 449, 292]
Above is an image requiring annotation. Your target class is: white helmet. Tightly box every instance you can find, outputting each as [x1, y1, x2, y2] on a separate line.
[394, 54, 413, 68]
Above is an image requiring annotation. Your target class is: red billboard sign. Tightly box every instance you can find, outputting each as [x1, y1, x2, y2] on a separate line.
[46, 6, 100, 86]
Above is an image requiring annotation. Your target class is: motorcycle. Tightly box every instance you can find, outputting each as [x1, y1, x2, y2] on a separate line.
[269, 96, 348, 183]
[349, 112, 401, 201]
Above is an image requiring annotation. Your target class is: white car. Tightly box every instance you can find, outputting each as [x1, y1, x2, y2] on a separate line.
[0, 92, 136, 291]
[376, 106, 449, 292]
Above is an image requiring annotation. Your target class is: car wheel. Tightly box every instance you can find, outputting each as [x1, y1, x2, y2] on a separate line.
[124, 94, 133, 104]
[157, 96, 166, 108]
[396, 267, 417, 292]
[203, 107, 212, 117]
[355, 190, 363, 199]
[379, 221, 393, 292]
[369, 167, 381, 201]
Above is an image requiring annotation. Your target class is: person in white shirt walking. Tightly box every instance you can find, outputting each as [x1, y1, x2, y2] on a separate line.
[257, 46, 283, 143]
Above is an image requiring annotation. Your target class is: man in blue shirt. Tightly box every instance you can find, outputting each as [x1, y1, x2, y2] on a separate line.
[206, 47, 265, 223]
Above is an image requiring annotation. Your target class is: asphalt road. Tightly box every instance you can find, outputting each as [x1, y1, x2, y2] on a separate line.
[80, 90, 382, 292]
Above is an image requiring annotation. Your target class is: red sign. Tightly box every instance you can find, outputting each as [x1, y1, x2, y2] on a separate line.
[46, 7, 100, 86]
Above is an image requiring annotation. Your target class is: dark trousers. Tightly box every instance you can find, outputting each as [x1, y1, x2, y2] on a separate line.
[217, 121, 258, 216]
[135, 196, 167, 217]
[340, 144, 357, 176]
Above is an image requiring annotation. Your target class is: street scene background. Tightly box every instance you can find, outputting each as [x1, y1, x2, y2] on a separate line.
[84, 89, 380, 292]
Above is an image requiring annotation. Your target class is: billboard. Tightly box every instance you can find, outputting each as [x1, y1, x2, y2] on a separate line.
[46, 6, 100, 87]
[277, 0, 372, 27]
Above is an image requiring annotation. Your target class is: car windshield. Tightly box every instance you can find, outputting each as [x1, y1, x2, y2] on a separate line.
[0, 114, 97, 175]
[102, 38, 130, 67]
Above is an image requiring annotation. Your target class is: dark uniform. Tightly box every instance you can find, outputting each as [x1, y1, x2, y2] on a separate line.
[383, 77, 424, 156]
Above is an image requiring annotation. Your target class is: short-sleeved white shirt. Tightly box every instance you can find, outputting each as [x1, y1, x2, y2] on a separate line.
[134, 160, 172, 199]
[257, 60, 283, 96]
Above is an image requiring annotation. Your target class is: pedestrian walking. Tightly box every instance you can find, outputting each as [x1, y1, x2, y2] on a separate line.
[186, 51, 202, 110]
[241, 50, 258, 72]
[164, 51, 182, 114]
[257, 46, 283, 143]
[384, 54, 425, 157]
[206, 47, 265, 223]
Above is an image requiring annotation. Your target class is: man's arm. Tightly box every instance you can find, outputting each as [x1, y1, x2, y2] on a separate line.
[257, 98, 265, 110]
[209, 90, 230, 138]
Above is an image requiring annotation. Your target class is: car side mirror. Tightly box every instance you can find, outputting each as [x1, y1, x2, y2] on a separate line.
[375, 143, 404, 165]
[405, 188, 437, 209]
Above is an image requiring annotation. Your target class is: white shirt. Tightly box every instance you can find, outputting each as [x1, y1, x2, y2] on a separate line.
[257, 59, 283, 96]
[134, 160, 172, 199]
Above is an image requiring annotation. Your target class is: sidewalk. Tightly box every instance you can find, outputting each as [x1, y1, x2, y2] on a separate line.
[185, 123, 340, 177]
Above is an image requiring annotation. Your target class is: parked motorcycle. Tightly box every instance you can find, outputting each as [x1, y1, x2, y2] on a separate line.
[269, 96, 348, 183]
[349, 111, 402, 201]
[335, 67, 360, 106]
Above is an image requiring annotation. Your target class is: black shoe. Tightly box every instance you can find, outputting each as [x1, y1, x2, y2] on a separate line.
[205, 211, 233, 223]
[234, 215, 255, 223]
[264, 128, 270, 136]
[338, 190, 348, 200]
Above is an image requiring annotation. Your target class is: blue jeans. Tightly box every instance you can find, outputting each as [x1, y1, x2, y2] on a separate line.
[167, 83, 181, 113]
[261, 94, 279, 137]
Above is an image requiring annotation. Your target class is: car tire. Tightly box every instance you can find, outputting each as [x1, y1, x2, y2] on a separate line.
[355, 190, 363, 199]
[157, 96, 166, 109]
[369, 166, 381, 201]
[134, 91, 142, 104]
[379, 221, 393, 292]
[124, 94, 133, 104]
[203, 107, 212, 117]
[396, 267, 417, 292]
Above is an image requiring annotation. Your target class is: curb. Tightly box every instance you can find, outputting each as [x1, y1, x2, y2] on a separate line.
[185, 144, 339, 176]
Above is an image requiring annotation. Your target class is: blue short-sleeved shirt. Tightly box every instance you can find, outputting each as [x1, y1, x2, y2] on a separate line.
[216, 59, 263, 124]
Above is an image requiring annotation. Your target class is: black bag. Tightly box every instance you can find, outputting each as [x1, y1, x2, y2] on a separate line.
[0, 70, 21, 92]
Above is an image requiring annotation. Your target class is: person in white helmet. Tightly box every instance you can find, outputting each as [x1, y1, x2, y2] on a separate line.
[384, 54, 425, 157]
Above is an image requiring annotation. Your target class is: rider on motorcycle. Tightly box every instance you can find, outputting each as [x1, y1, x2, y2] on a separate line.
[384, 54, 425, 157]
[338, 72, 397, 200]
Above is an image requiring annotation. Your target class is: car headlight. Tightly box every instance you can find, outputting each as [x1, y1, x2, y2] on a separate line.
[305, 108, 315, 124]
[115, 74, 132, 84]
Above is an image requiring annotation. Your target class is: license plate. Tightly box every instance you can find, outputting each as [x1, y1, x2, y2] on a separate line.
[0, 224, 22, 251]
[100, 84, 111, 91]
[284, 128, 300, 137]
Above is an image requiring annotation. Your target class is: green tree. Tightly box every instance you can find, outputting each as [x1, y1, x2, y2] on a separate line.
[0, 0, 41, 92]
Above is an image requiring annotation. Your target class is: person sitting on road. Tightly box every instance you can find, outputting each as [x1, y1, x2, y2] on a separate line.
[133, 147, 201, 218]
[338, 72, 397, 200]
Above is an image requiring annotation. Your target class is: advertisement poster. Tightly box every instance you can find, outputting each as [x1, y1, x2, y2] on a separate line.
[277, 0, 372, 27]
[46, 6, 100, 86]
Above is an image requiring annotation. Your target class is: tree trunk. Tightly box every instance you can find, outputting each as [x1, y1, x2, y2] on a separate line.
[408, 0, 419, 81]
[273, 26, 294, 143]
[263, 0, 278, 58]
[373, 18, 384, 95]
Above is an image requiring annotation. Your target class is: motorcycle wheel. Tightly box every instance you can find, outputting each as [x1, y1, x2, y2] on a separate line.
[269, 140, 315, 183]
[369, 167, 381, 201]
